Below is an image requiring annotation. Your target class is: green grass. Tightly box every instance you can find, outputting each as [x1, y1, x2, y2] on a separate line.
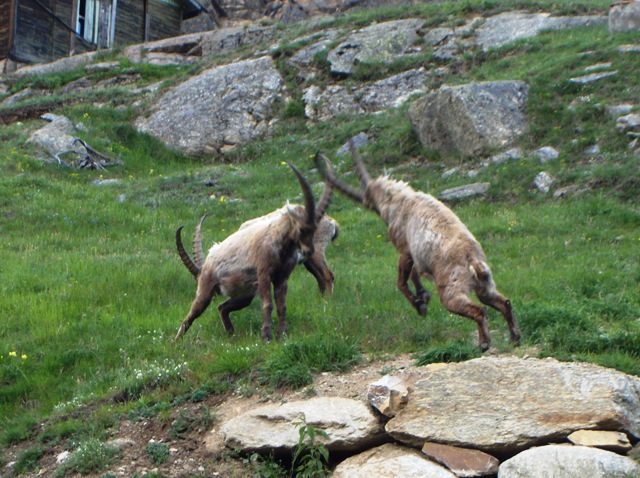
[1, 0, 639, 473]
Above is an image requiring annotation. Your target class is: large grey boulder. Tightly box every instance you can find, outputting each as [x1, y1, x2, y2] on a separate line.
[221, 397, 385, 454]
[498, 444, 640, 478]
[200, 25, 275, 57]
[408, 81, 529, 158]
[609, 1, 640, 33]
[327, 19, 424, 75]
[135, 56, 284, 156]
[123, 26, 274, 63]
[385, 357, 640, 455]
[304, 68, 428, 120]
[26, 114, 87, 159]
[332, 443, 457, 478]
[475, 12, 607, 51]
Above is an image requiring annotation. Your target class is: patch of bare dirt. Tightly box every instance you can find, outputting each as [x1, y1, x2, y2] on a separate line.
[2, 354, 420, 478]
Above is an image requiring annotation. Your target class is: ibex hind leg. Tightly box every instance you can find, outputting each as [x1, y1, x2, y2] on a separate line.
[411, 268, 430, 317]
[218, 295, 254, 335]
[175, 293, 214, 341]
[439, 287, 491, 352]
[476, 289, 521, 346]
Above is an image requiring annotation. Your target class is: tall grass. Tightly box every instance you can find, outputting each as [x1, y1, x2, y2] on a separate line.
[0, 0, 638, 467]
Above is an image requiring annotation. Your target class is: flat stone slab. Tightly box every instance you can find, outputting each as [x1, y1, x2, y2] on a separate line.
[221, 396, 385, 454]
[385, 357, 640, 455]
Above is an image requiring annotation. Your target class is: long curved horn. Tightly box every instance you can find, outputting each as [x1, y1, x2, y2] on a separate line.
[176, 226, 200, 278]
[314, 152, 364, 203]
[348, 139, 372, 190]
[286, 161, 316, 227]
[315, 177, 333, 222]
[193, 214, 208, 268]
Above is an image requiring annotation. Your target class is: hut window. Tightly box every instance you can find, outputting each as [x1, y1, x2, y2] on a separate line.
[76, 0, 113, 47]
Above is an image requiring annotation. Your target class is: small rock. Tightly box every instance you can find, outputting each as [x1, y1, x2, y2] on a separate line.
[584, 62, 612, 72]
[440, 183, 490, 201]
[442, 167, 459, 178]
[568, 71, 618, 84]
[337, 133, 369, 156]
[421, 442, 499, 477]
[367, 375, 409, 418]
[584, 144, 600, 155]
[490, 147, 523, 165]
[616, 114, 640, 133]
[108, 438, 137, 449]
[553, 185, 589, 199]
[616, 44, 640, 53]
[533, 171, 554, 194]
[533, 146, 559, 163]
[567, 430, 632, 453]
[56, 451, 71, 464]
[85, 61, 121, 73]
[605, 104, 634, 119]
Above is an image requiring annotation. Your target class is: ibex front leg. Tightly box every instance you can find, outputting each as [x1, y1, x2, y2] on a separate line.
[257, 273, 274, 342]
[273, 279, 289, 339]
[397, 253, 429, 317]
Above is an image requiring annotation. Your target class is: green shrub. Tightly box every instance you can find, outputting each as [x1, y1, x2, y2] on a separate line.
[12, 446, 44, 476]
[56, 439, 121, 476]
[145, 441, 169, 465]
[292, 420, 330, 478]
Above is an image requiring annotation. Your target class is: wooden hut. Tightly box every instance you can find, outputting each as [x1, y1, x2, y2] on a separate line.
[0, 0, 206, 66]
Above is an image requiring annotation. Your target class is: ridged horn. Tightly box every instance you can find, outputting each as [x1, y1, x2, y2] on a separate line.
[286, 161, 316, 227]
[315, 174, 333, 223]
[348, 139, 372, 190]
[314, 152, 365, 203]
[193, 214, 208, 268]
[176, 225, 200, 279]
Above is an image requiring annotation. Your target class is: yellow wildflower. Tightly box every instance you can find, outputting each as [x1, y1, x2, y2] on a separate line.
[9, 351, 17, 357]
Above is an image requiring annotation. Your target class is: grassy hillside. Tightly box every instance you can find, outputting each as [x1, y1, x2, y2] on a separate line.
[1, 0, 639, 475]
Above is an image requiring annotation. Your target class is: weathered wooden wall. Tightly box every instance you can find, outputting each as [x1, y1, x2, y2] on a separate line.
[113, 1, 145, 46]
[0, 0, 13, 60]
[2, 0, 187, 64]
[148, 0, 182, 42]
[13, 0, 56, 63]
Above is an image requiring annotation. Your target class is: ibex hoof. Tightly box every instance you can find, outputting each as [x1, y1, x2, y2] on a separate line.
[414, 300, 428, 317]
[479, 342, 490, 353]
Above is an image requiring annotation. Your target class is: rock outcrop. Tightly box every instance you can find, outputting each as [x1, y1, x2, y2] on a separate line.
[408, 81, 529, 157]
[135, 56, 284, 156]
[212, 356, 640, 477]
[385, 357, 640, 455]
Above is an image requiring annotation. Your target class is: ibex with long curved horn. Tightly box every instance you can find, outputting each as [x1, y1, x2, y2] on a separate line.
[175, 162, 332, 342]
[177, 210, 339, 295]
[316, 141, 521, 352]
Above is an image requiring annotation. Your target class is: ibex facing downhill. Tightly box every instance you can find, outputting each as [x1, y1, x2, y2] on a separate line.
[174, 162, 331, 342]
[316, 142, 521, 352]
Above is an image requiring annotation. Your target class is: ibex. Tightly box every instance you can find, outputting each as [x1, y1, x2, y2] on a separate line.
[316, 142, 521, 352]
[177, 207, 340, 294]
[174, 162, 332, 342]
